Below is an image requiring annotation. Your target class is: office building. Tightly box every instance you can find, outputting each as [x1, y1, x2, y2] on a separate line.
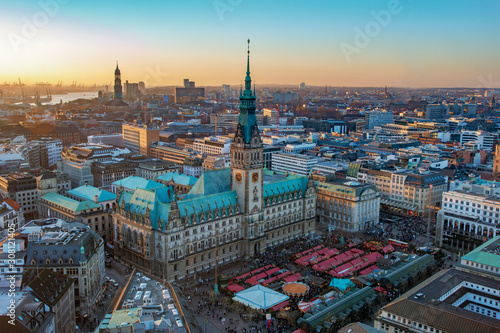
[316, 180, 380, 231]
[175, 79, 205, 103]
[192, 136, 232, 155]
[460, 130, 496, 151]
[0, 172, 38, 220]
[425, 103, 449, 120]
[272, 152, 323, 176]
[124, 80, 140, 99]
[91, 159, 138, 189]
[273, 91, 298, 103]
[353, 167, 447, 217]
[436, 181, 500, 251]
[365, 109, 394, 129]
[18, 139, 62, 169]
[87, 134, 124, 147]
[122, 123, 160, 156]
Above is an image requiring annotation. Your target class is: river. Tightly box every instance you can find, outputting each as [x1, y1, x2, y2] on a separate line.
[48, 91, 99, 105]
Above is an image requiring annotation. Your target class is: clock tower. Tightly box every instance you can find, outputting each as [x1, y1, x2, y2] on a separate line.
[231, 40, 263, 216]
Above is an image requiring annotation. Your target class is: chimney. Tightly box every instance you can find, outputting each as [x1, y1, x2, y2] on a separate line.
[94, 195, 99, 203]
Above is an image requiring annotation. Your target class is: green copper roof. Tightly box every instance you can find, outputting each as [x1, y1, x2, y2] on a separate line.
[68, 185, 116, 202]
[236, 39, 258, 144]
[112, 176, 164, 191]
[156, 172, 198, 186]
[461, 235, 500, 269]
[262, 169, 309, 199]
[185, 168, 231, 199]
[41, 192, 101, 212]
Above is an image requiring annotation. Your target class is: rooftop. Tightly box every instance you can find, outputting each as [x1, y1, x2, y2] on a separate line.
[382, 268, 500, 333]
[112, 176, 164, 191]
[461, 235, 500, 269]
[67, 184, 116, 202]
[41, 192, 102, 212]
[156, 172, 198, 187]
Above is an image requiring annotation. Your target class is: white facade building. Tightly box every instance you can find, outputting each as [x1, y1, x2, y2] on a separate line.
[271, 152, 323, 176]
[192, 136, 232, 155]
[437, 181, 500, 251]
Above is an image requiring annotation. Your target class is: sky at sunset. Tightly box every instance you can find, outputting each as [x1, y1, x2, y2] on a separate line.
[1, 0, 500, 88]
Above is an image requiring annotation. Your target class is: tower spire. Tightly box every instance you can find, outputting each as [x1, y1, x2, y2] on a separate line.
[247, 39, 250, 75]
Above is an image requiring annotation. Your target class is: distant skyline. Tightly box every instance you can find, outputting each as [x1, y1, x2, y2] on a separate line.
[1, 0, 500, 88]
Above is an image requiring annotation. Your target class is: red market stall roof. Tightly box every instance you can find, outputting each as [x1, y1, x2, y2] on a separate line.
[265, 267, 280, 276]
[227, 284, 245, 293]
[246, 277, 259, 285]
[382, 245, 395, 254]
[235, 272, 251, 280]
[276, 271, 291, 280]
[283, 273, 302, 283]
[271, 300, 290, 311]
[262, 276, 278, 286]
[255, 272, 267, 280]
[374, 286, 386, 292]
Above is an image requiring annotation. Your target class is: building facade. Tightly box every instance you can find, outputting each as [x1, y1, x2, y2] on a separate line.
[436, 183, 500, 251]
[91, 159, 138, 189]
[112, 47, 316, 282]
[0, 172, 38, 220]
[27, 269, 76, 333]
[272, 152, 322, 176]
[23, 219, 105, 321]
[38, 192, 112, 242]
[122, 123, 160, 156]
[316, 180, 380, 231]
[365, 109, 394, 129]
[135, 159, 180, 180]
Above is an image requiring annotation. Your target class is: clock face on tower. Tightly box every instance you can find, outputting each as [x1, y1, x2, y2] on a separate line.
[252, 172, 259, 182]
[236, 173, 243, 182]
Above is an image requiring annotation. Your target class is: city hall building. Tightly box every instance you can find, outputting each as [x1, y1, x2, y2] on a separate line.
[112, 45, 316, 281]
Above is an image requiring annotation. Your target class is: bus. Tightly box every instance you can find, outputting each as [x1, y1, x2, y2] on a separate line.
[388, 239, 409, 248]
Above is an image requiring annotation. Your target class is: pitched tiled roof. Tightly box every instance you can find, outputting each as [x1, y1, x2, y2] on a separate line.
[2, 197, 21, 211]
[68, 185, 116, 202]
[383, 298, 500, 333]
[41, 192, 101, 212]
[156, 172, 198, 186]
[185, 168, 231, 199]
[112, 176, 164, 191]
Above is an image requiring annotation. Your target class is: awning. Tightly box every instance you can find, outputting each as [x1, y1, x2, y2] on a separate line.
[227, 284, 245, 293]
[271, 300, 290, 311]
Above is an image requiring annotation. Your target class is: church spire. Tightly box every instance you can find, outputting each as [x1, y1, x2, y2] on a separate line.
[244, 39, 252, 93]
[235, 39, 258, 144]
